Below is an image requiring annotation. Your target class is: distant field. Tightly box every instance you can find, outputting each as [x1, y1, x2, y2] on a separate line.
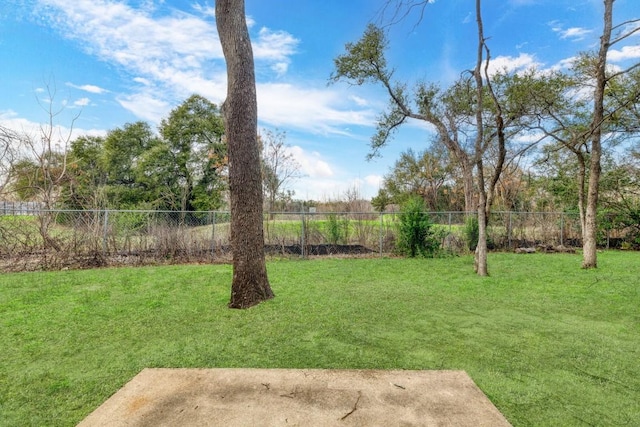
[1, 252, 638, 426]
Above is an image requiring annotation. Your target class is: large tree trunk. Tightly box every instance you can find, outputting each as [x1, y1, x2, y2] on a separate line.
[216, 0, 274, 308]
[582, 0, 613, 269]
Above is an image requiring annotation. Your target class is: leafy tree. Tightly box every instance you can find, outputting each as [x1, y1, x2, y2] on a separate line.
[58, 96, 227, 212]
[380, 144, 453, 210]
[157, 94, 226, 211]
[522, 2, 640, 268]
[330, 24, 478, 212]
[217, 0, 274, 308]
[331, 1, 532, 275]
[371, 188, 392, 212]
[600, 148, 640, 246]
[102, 121, 161, 209]
[581, 1, 639, 267]
[62, 135, 108, 209]
[11, 158, 44, 201]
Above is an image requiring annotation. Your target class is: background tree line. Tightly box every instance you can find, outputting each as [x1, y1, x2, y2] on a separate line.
[4, 94, 226, 212]
[2, 94, 305, 214]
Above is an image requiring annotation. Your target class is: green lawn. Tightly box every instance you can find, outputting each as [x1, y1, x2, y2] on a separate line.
[1, 252, 638, 426]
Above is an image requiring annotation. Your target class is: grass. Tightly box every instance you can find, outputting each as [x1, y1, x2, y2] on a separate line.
[1, 252, 639, 426]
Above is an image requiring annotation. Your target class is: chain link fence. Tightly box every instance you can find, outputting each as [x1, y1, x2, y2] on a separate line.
[0, 208, 634, 271]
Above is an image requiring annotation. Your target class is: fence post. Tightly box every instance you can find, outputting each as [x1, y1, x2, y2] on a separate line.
[300, 211, 306, 258]
[560, 213, 564, 246]
[379, 212, 384, 257]
[210, 211, 216, 255]
[102, 209, 109, 255]
[508, 211, 512, 249]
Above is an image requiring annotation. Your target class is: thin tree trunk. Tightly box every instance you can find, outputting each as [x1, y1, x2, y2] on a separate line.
[461, 159, 475, 214]
[473, 0, 489, 276]
[577, 152, 587, 244]
[216, 0, 274, 308]
[583, 0, 613, 269]
[475, 161, 489, 275]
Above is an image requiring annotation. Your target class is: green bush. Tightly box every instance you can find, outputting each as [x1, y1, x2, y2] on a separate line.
[325, 213, 343, 245]
[464, 215, 479, 251]
[395, 197, 440, 257]
[112, 211, 152, 234]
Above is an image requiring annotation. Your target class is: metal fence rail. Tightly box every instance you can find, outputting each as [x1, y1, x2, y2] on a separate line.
[0, 209, 634, 271]
[0, 201, 44, 215]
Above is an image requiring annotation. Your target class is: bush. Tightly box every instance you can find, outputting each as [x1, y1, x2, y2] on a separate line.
[395, 197, 440, 257]
[464, 215, 479, 251]
[325, 213, 343, 245]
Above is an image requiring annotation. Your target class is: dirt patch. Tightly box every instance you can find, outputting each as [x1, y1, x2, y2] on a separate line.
[264, 244, 376, 256]
[0, 244, 377, 272]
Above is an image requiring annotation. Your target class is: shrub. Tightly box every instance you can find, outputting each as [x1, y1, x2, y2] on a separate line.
[464, 215, 479, 251]
[325, 213, 343, 245]
[395, 197, 440, 257]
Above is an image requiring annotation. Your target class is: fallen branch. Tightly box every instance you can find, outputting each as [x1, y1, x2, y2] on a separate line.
[340, 391, 362, 421]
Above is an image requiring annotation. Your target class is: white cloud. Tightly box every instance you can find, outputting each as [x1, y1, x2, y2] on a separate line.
[36, 0, 225, 108]
[487, 53, 541, 75]
[558, 27, 592, 41]
[252, 27, 299, 76]
[270, 62, 289, 76]
[551, 56, 578, 71]
[257, 83, 376, 135]
[621, 22, 640, 38]
[33, 0, 361, 136]
[74, 97, 90, 106]
[513, 130, 546, 144]
[0, 109, 107, 143]
[116, 91, 170, 124]
[293, 177, 354, 202]
[286, 155, 383, 201]
[288, 145, 333, 178]
[295, 175, 381, 201]
[191, 2, 215, 18]
[364, 174, 383, 188]
[549, 21, 592, 42]
[253, 27, 299, 62]
[133, 77, 151, 86]
[66, 82, 108, 94]
[608, 45, 640, 62]
[349, 95, 369, 107]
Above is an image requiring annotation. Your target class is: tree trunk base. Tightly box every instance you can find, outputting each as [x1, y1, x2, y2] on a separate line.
[228, 262, 274, 309]
[229, 284, 274, 309]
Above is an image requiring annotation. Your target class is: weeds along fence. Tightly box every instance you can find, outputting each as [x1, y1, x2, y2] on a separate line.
[0, 209, 632, 271]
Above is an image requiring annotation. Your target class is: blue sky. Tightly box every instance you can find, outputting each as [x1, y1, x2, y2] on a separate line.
[1, 0, 639, 200]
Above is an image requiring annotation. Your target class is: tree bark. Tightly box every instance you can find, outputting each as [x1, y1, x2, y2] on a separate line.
[473, 0, 489, 276]
[216, 0, 274, 308]
[577, 152, 587, 245]
[461, 161, 475, 214]
[582, 0, 613, 269]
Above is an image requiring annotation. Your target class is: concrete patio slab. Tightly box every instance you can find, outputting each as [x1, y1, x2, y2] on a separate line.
[78, 368, 511, 426]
